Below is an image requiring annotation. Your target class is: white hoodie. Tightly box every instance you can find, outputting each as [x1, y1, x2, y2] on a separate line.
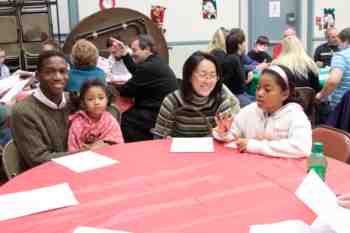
[214, 102, 312, 158]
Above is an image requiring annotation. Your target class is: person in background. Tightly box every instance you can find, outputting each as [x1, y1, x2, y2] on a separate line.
[314, 27, 339, 68]
[223, 28, 254, 107]
[11, 50, 73, 169]
[40, 39, 61, 52]
[65, 39, 106, 93]
[316, 28, 350, 110]
[273, 35, 320, 92]
[105, 37, 132, 83]
[208, 27, 230, 66]
[272, 27, 297, 59]
[0, 48, 10, 80]
[152, 51, 239, 138]
[213, 64, 312, 158]
[68, 79, 123, 152]
[248, 35, 272, 63]
[111, 35, 178, 142]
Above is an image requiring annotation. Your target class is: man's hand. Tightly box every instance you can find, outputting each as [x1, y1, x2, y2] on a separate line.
[214, 112, 233, 134]
[110, 37, 129, 57]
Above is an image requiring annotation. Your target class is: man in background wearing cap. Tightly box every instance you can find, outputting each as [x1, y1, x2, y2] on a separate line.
[248, 35, 272, 64]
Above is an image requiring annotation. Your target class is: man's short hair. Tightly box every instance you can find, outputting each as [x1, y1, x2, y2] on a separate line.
[133, 34, 157, 53]
[41, 39, 61, 52]
[37, 50, 66, 72]
[256, 35, 270, 46]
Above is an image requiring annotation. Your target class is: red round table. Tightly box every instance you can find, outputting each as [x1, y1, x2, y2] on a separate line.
[0, 140, 349, 233]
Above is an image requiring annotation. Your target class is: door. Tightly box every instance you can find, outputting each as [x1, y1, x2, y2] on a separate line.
[249, 0, 300, 50]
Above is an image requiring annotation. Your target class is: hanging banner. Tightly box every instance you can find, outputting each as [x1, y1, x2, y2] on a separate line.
[150, 5, 166, 33]
[202, 0, 217, 20]
[99, 0, 116, 10]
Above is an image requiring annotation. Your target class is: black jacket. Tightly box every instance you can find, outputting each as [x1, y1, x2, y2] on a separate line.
[221, 54, 246, 95]
[314, 43, 339, 67]
[117, 54, 178, 142]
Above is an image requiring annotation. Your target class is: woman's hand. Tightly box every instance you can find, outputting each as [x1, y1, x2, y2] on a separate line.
[214, 112, 233, 134]
[89, 141, 110, 150]
[338, 194, 350, 208]
[236, 138, 249, 152]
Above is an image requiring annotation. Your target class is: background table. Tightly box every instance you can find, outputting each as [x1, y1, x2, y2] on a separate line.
[0, 140, 349, 233]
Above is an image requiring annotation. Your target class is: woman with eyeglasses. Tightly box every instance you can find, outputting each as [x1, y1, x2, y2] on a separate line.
[152, 51, 240, 138]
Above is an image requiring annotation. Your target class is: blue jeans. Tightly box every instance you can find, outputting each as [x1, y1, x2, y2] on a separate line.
[237, 93, 255, 108]
[0, 128, 11, 146]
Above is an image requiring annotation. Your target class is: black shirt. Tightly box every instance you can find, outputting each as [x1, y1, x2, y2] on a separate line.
[247, 50, 272, 63]
[221, 54, 246, 95]
[314, 43, 339, 67]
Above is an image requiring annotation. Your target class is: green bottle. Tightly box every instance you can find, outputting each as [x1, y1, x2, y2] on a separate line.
[247, 69, 260, 96]
[307, 142, 328, 181]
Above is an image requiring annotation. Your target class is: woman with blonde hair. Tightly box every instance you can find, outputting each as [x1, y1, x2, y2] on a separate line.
[65, 39, 106, 92]
[208, 27, 229, 52]
[208, 27, 230, 66]
[272, 36, 320, 92]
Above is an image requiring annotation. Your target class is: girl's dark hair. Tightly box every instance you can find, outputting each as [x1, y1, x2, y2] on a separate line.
[181, 51, 223, 103]
[261, 64, 303, 106]
[79, 79, 113, 108]
[226, 28, 245, 54]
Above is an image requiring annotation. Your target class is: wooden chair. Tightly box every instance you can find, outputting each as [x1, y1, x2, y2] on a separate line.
[2, 140, 24, 180]
[312, 125, 350, 164]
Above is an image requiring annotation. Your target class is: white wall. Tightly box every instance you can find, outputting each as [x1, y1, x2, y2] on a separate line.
[76, 0, 242, 77]
[52, 0, 70, 35]
[313, 0, 348, 39]
[311, 0, 350, 53]
[77, 0, 240, 43]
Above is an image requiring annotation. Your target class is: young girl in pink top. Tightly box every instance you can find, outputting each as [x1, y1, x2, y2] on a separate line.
[68, 79, 124, 152]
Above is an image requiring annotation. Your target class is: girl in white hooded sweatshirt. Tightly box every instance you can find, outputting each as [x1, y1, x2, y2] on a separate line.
[213, 64, 312, 158]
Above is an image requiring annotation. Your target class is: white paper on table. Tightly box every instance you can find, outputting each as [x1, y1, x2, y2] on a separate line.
[0, 74, 21, 96]
[0, 78, 31, 104]
[295, 170, 350, 233]
[224, 141, 237, 149]
[170, 137, 214, 153]
[108, 73, 132, 83]
[74, 227, 131, 233]
[0, 183, 78, 221]
[249, 220, 312, 233]
[52, 151, 119, 173]
[310, 217, 336, 233]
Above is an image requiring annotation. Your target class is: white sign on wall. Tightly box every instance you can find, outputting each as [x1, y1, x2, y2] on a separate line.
[269, 1, 280, 18]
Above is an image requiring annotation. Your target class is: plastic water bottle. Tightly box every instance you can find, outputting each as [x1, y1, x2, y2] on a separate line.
[307, 142, 328, 181]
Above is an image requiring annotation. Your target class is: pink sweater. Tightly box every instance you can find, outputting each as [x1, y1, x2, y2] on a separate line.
[68, 110, 124, 152]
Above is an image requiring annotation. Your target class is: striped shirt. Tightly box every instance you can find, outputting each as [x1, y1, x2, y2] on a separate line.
[152, 85, 240, 138]
[330, 47, 350, 108]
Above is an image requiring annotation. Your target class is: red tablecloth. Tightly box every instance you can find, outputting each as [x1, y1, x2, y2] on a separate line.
[0, 140, 349, 233]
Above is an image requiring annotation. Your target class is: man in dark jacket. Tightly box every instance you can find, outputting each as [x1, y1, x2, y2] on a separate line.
[113, 35, 178, 142]
[314, 27, 339, 68]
